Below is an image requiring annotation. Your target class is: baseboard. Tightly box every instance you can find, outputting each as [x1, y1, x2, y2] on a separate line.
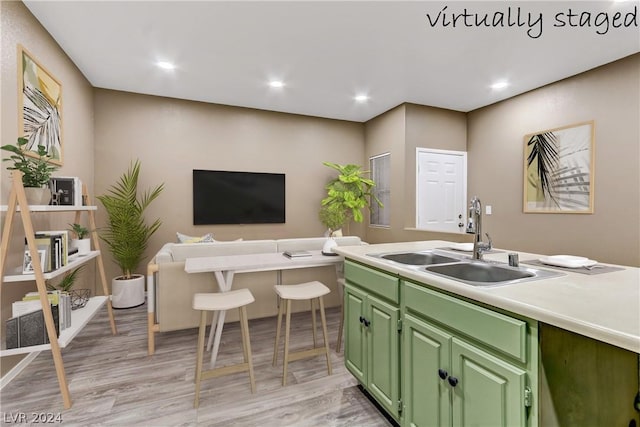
[0, 351, 40, 390]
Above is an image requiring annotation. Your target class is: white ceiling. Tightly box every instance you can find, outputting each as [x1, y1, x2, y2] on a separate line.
[24, 1, 640, 122]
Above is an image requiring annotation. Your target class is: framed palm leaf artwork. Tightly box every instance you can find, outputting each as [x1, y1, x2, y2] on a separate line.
[18, 45, 63, 165]
[524, 121, 594, 213]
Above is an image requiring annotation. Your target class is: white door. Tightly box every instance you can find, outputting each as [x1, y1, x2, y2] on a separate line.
[416, 149, 466, 233]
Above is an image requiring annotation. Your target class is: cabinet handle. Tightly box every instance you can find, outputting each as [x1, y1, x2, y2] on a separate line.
[359, 316, 364, 324]
[438, 369, 448, 380]
[448, 376, 459, 387]
[363, 319, 371, 327]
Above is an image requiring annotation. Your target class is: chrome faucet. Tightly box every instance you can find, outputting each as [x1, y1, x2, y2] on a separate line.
[466, 196, 492, 260]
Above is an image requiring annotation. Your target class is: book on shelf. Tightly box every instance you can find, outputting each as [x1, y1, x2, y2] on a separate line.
[36, 230, 69, 267]
[283, 250, 313, 258]
[17, 290, 69, 332]
[23, 231, 70, 274]
[5, 306, 60, 349]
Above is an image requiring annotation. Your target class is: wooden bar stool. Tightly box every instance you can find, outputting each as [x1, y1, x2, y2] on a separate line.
[272, 281, 332, 386]
[193, 289, 256, 408]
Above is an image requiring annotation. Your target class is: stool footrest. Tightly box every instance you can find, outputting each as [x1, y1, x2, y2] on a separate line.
[201, 362, 251, 381]
[287, 347, 329, 362]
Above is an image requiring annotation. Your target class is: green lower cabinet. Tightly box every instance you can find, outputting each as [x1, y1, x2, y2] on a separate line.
[344, 281, 401, 421]
[403, 313, 529, 427]
[451, 337, 528, 427]
[367, 294, 400, 418]
[344, 284, 367, 385]
[403, 313, 452, 427]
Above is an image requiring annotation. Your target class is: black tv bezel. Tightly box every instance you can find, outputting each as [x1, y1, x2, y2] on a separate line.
[192, 169, 286, 225]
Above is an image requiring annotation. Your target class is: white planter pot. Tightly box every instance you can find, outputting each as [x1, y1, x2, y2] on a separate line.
[24, 187, 51, 205]
[111, 274, 145, 309]
[72, 238, 91, 255]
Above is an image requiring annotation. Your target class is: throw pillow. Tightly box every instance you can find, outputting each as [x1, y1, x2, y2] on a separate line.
[176, 232, 215, 244]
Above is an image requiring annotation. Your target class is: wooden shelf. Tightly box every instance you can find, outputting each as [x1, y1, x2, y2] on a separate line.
[0, 171, 117, 409]
[3, 251, 100, 283]
[0, 296, 108, 357]
[0, 205, 97, 212]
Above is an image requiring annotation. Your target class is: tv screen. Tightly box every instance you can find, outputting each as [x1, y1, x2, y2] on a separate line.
[193, 170, 286, 225]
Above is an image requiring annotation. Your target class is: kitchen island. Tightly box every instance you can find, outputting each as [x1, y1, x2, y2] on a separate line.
[334, 240, 639, 427]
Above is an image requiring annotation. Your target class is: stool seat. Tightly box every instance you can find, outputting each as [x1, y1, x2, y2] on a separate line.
[193, 289, 255, 311]
[274, 281, 330, 300]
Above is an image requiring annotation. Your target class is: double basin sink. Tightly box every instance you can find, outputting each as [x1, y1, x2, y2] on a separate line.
[368, 249, 564, 287]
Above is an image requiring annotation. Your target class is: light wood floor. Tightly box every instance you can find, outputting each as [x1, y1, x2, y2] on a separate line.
[0, 301, 393, 426]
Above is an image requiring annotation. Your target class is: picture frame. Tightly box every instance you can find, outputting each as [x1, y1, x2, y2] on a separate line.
[18, 44, 63, 166]
[523, 121, 595, 214]
[22, 248, 48, 274]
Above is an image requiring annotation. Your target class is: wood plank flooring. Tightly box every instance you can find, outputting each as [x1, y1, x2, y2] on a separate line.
[0, 302, 392, 426]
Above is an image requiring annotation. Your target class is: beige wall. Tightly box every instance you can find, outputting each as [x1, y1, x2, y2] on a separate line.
[467, 54, 640, 267]
[363, 103, 469, 245]
[93, 89, 366, 283]
[1, 1, 95, 376]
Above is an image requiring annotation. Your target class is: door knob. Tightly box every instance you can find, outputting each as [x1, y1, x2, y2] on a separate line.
[438, 368, 448, 380]
[448, 376, 459, 387]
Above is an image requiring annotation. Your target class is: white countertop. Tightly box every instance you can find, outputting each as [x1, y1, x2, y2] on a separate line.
[333, 240, 640, 354]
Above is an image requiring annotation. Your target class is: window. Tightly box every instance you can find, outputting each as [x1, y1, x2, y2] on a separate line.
[370, 153, 390, 227]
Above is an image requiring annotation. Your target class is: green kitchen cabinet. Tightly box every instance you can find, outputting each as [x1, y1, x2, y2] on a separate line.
[403, 312, 452, 426]
[344, 260, 401, 421]
[402, 280, 537, 427]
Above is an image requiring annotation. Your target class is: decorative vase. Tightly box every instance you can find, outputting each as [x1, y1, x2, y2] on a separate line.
[322, 237, 339, 255]
[111, 274, 145, 309]
[24, 187, 51, 205]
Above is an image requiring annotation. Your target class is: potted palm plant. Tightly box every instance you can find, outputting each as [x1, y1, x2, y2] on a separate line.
[97, 160, 164, 309]
[1, 137, 59, 204]
[319, 161, 382, 253]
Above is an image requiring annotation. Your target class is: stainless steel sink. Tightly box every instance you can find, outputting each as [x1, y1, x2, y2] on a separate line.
[370, 250, 461, 266]
[423, 261, 563, 287]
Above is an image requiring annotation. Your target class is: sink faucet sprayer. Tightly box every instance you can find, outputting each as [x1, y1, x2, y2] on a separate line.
[466, 196, 492, 260]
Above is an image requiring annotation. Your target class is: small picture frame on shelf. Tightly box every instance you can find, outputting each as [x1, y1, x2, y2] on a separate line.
[22, 249, 47, 274]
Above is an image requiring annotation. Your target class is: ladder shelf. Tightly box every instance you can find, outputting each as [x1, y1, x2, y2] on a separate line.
[0, 171, 117, 409]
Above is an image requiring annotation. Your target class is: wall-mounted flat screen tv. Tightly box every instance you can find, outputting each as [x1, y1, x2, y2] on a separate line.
[193, 169, 286, 225]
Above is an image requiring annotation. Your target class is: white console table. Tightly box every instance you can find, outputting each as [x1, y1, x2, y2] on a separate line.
[184, 251, 343, 367]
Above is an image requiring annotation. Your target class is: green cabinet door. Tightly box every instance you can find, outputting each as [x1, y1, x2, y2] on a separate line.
[403, 313, 452, 427]
[451, 337, 528, 427]
[344, 283, 367, 384]
[367, 294, 401, 419]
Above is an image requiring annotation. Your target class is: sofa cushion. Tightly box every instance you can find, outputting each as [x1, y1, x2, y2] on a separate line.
[176, 232, 215, 243]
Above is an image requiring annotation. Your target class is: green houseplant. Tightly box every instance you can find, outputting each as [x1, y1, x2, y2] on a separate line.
[319, 161, 382, 236]
[1, 137, 59, 204]
[69, 223, 91, 256]
[97, 160, 164, 308]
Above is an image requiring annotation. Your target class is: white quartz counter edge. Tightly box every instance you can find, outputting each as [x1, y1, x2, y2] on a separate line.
[333, 240, 640, 354]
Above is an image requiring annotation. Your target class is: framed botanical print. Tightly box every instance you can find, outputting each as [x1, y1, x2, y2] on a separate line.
[18, 45, 63, 165]
[524, 121, 595, 213]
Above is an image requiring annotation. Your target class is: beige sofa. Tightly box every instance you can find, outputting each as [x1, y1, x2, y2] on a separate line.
[145, 236, 364, 354]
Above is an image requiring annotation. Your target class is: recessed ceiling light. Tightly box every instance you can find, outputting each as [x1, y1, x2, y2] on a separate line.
[269, 80, 285, 88]
[156, 61, 176, 70]
[491, 81, 509, 90]
[354, 94, 369, 102]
